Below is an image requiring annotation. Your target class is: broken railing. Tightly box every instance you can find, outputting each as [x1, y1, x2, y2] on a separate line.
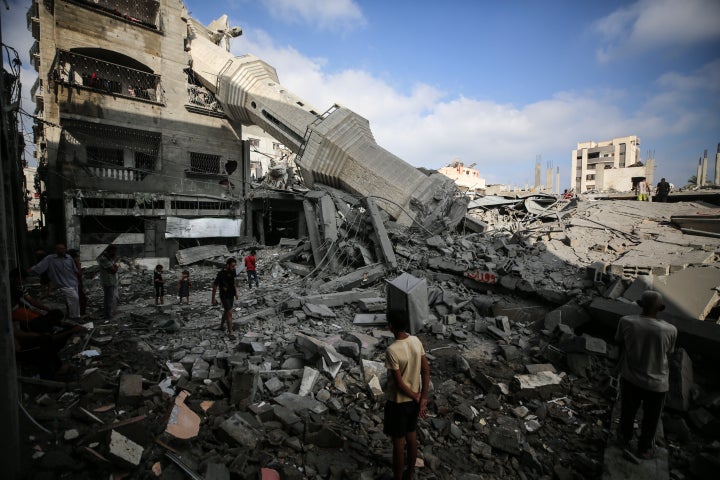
[62, 0, 161, 30]
[185, 84, 225, 117]
[50, 50, 164, 104]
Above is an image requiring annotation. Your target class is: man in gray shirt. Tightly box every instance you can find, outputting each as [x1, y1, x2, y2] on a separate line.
[30, 243, 80, 321]
[615, 290, 677, 459]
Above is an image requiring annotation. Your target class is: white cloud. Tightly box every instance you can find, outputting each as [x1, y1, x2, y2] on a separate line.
[594, 0, 720, 62]
[260, 0, 366, 31]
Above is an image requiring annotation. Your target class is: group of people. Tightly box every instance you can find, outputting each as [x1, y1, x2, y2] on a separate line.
[153, 265, 192, 305]
[636, 177, 671, 202]
[14, 240, 676, 474]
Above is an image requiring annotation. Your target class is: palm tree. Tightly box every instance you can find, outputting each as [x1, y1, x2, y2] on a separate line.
[687, 175, 697, 186]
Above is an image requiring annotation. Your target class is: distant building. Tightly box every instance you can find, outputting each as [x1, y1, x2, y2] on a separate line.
[438, 160, 486, 196]
[571, 135, 652, 193]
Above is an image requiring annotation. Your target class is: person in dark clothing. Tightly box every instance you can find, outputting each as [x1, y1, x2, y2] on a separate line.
[655, 178, 671, 202]
[615, 291, 676, 459]
[178, 270, 191, 304]
[68, 249, 87, 317]
[244, 250, 259, 289]
[211, 258, 238, 339]
[154, 264, 165, 305]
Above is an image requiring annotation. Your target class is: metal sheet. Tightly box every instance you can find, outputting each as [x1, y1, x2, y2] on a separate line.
[165, 217, 241, 238]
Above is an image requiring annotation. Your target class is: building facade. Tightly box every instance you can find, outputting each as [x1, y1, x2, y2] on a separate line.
[570, 135, 651, 193]
[28, 0, 251, 260]
[438, 160, 486, 197]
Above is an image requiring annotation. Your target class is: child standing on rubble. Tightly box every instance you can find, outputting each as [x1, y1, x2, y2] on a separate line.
[154, 264, 165, 305]
[384, 311, 431, 480]
[178, 270, 191, 304]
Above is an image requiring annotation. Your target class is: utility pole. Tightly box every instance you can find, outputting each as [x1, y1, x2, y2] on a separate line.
[0, 12, 22, 479]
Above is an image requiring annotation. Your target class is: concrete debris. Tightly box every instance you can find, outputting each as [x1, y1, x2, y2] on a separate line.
[14, 198, 720, 480]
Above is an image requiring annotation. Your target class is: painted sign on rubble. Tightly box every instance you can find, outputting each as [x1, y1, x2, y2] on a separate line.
[465, 270, 499, 284]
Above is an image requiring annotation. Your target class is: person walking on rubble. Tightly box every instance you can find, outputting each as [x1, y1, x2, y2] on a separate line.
[244, 249, 259, 289]
[615, 290, 676, 459]
[637, 179, 650, 201]
[384, 311, 431, 480]
[154, 264, 165, 305]
[178, 270, 191, 304]
[97, 245, 119, 322]
[212, 258, 238, 339]
[655, 178, 671, 202]
[29, 242, 81, 322]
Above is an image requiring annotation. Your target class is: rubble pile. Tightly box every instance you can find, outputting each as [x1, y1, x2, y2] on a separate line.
[15, 196, 720, 479]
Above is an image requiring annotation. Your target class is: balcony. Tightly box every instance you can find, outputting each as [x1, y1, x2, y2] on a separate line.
[27, 1, 40, 39]
[64, 0, 161, 31]
[29, 41, 40, 71]
[86, 166, 148, 182]
[51, 49, 164, 104]
[186, 84, 225, 118]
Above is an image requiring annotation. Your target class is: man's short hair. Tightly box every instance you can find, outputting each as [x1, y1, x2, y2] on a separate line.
[638, 290, 664, 313]
[388, 310, 409, 332]
[226, 257, 237, 266]
[250, 250, 256, 255]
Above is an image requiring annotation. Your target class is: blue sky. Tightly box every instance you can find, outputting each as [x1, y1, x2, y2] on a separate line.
[3, 0, 720, 188]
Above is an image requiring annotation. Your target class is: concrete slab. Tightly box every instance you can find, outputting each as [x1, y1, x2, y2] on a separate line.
[387, 272, 429, 335]
[653, 266, 720, 320]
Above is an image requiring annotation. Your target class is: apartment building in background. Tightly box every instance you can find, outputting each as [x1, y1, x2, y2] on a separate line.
[570, 135, 653, 193]
[27, 0, 286, 261]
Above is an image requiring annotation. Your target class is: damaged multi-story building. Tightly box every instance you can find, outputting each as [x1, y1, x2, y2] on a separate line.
[570, 135, 653, 193]
[28, 0, 459, 263]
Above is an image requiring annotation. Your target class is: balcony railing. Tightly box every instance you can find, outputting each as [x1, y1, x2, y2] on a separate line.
[26, 1, 39, 30]
[87, 166, 147, 182]
[186, 84, 225, 117]
[64, 0, 160, 31]
[51, 50, 164, 104]
[30, 41, 40, 71]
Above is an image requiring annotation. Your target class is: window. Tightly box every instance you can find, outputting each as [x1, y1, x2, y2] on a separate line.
[247, 138, 260, 148]
[87, 146, 123, 167]
[134, 152, 156, 171]
[189, 152, 221, 174]
[273, 142, 281, 151]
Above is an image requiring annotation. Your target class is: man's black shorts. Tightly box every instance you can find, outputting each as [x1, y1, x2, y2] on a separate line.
[220, 296, 234, 312]
[383, 400, 419, 438]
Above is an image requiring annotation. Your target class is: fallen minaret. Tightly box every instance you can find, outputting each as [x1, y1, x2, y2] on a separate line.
[186, 18, 458, 229]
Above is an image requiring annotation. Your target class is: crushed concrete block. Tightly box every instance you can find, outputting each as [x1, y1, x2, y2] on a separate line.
[249, 401, 275, 421]
[108, 429, 143, 466]
[80, 368, 106, 392]
[303, 303, 337, 319]
[358, 297, 386, 312]
[512, 371, 563, 397]
[231, 371, 259, 408]
[281, 357, 305, 370]
[165, 391, 200, 440]
[361, 359, 387, 385]
[295, 333, 344, 378]
[264, 377, 284, 395]
[488, 424, 524, 455]
[335, 340, 360, 358]
[274, 392, 328, 414]
[353, 313, 387, 326]
[471, 438, 493, 458]
[622, 275, 654, 302]
[499, 345, 521, 362]
[654, 266, 720, 320]
[220, 413, 260, 449]
[64, 429, 80, 441]
[298, 366, 320, 396]
[273, 405, 302, 427]
[603, 278, 625, 299]
[118, 374, 143, 406]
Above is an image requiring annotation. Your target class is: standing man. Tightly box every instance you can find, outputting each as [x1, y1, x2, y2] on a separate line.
[212, 258, 238, 339]
[384, 311, 430, 480]
[244, 249, 259, 289]
[30, 243, 80, 322]
[656, 178, 671, 202]
[615, 291, 676, 459]
[96, 245, 119, 322]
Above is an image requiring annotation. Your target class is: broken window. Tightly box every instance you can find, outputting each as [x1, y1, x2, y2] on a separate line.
[248, 138, 260, 148]
[189, 152, 221, 175]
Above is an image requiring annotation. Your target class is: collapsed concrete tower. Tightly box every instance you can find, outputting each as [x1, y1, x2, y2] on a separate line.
[186, 19, 456, 228]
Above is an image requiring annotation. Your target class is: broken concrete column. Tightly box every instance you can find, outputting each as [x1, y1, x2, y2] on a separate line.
[667, 348, 694, 412]
[386, 272, 429, 335]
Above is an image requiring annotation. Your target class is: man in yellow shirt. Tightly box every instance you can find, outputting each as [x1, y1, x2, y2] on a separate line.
[384, 311, 431, 480]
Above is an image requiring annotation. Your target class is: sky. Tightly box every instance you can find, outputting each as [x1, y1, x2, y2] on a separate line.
[2, 0, 720, 189]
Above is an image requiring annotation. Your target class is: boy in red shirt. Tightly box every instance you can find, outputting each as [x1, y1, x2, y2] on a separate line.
[244, 250, 259, 289]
